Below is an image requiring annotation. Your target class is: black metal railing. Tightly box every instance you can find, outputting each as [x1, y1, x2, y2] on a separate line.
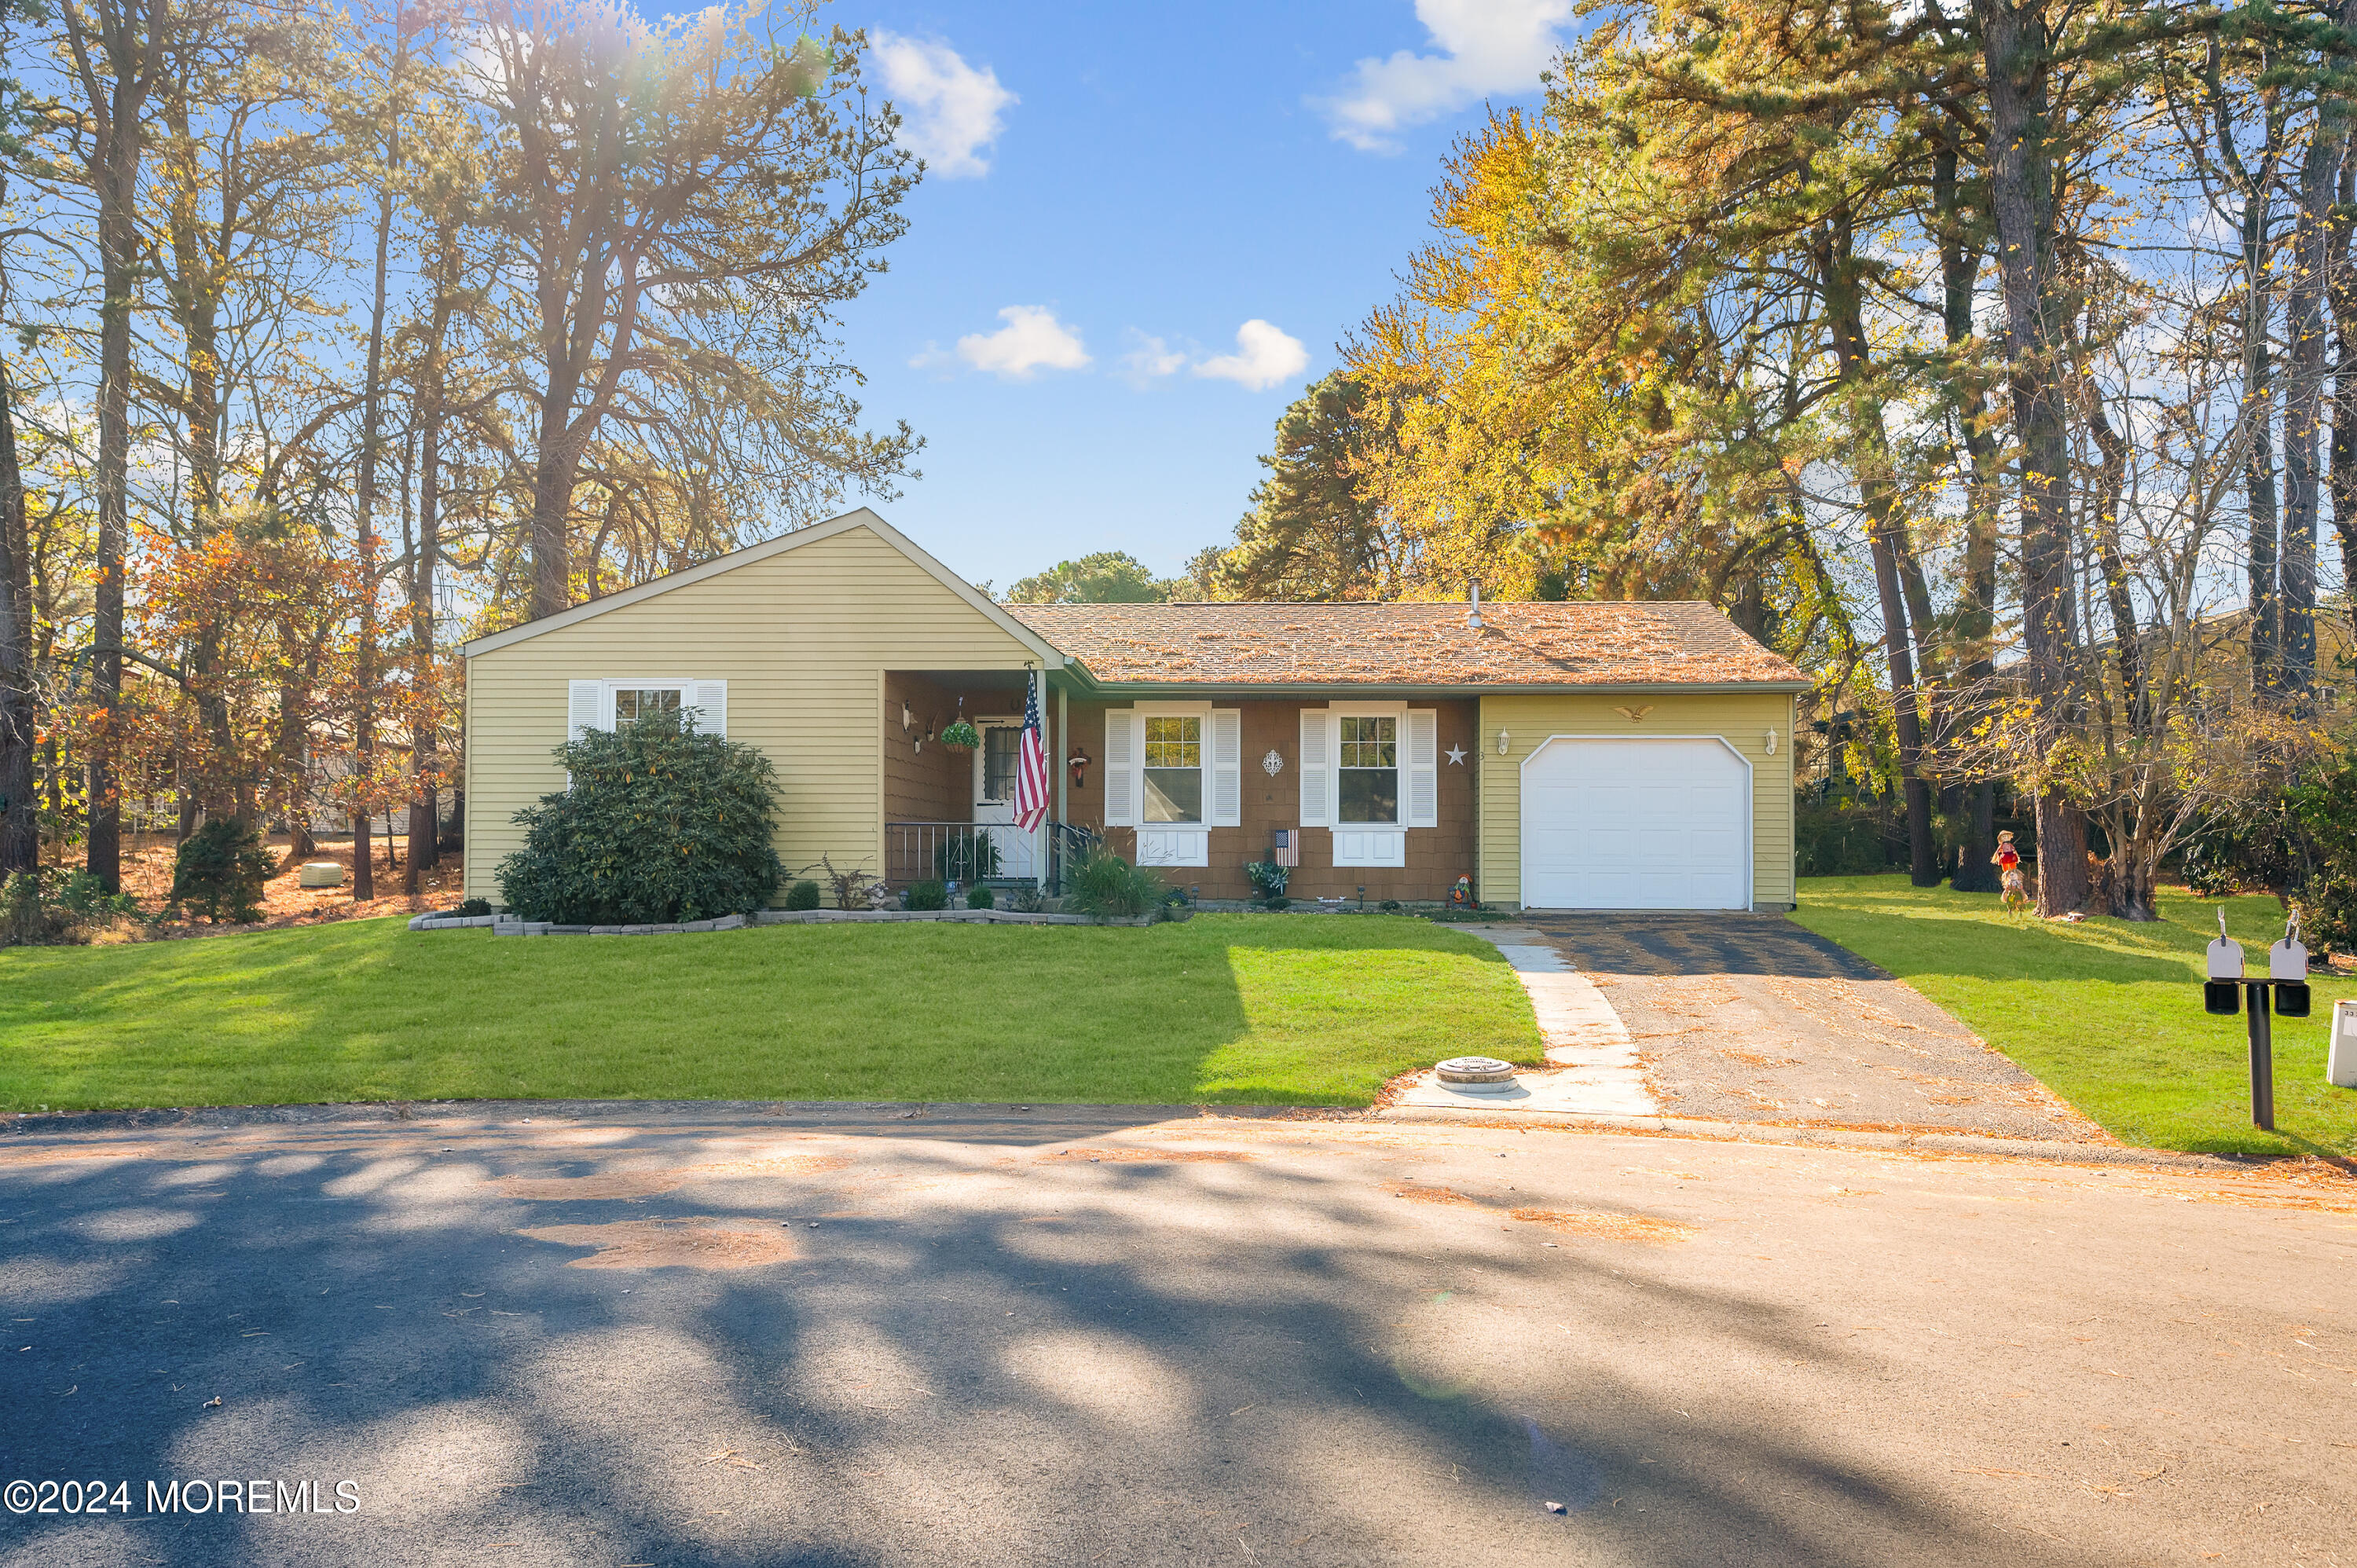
[884, 819, 1102, 893]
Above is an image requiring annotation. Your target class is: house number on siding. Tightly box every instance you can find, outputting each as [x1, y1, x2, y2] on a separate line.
[1262, 749, 1285, 776]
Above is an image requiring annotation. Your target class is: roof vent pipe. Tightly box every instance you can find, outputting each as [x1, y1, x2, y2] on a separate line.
[1466, 581, 1483, 630]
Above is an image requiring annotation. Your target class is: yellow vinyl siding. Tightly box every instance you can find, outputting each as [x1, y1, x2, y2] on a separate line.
[462, 525, 1039, 902]
[1475, 692, 1796, 910]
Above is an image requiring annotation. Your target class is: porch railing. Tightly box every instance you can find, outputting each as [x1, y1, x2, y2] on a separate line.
[885, 819, 1102, 894]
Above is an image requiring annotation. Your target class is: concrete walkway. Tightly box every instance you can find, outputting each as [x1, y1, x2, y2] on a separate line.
[1393, 926, 1662, 1116]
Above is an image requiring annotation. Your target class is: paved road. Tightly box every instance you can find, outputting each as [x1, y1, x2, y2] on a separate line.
[1526, 914, 2100, 1140]
[2, 1101, 2350, 1566]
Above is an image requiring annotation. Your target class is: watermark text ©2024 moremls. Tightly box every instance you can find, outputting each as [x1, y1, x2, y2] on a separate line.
[5, 1478, 360, 1515]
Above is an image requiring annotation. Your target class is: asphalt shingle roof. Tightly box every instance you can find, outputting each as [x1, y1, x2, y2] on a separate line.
[1003, 600, 1805, 688]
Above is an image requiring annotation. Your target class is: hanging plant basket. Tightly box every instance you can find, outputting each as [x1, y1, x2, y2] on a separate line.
[940, 720, 982, 751]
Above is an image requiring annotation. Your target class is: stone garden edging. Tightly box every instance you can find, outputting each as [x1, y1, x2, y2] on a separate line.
[409, 907, 1176, 935]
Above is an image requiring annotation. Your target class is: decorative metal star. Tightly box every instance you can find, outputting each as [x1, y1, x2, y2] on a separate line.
[1444, 746, 1467, 766]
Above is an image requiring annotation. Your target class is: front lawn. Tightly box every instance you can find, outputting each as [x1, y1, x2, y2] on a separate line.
[0, 914, 1538, 1113]
[1791, 876, 2357, 1159]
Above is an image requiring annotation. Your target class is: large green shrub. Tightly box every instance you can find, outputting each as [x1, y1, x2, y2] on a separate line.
[1070, 849, 1166, 919]
[907, 878, 949, 910]
[2287, 750, 2357, 954]
[497, 714, 783, 923]
[170, 820, 273, 922]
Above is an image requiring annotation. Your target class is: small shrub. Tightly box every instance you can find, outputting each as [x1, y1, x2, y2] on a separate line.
[170, 819, 272, 922]
[2, 871, 55, 946]
[804, 855, 885, 911]
[1006, 882, 1047, 914]
[907, 879, 949, 911]
[785, 879, 823, 910]
[458, 896, 492, 918]
[1380, 898, 1402, 912]
[1070, 849, 1165, 919]
[497, 714, 783, 923]
[1263, 895, 1291, 911]
[966, 884, 995, 910]
[2, 869, 145, 947]
[1244, 858, 1289, 902]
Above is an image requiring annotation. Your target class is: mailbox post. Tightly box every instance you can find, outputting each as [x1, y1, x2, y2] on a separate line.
[2202, 912, 2312, 1133]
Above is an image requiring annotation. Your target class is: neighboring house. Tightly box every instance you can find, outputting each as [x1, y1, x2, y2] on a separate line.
[461, 509, 1808, 910]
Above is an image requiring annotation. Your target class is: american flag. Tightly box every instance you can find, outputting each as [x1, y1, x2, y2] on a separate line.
[1014, 669, 1050, 832]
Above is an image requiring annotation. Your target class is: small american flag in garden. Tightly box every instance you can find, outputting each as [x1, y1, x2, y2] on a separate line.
[1015, 670, 1050, 831]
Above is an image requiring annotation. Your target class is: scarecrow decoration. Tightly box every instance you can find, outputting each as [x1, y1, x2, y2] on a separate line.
[1449, 874, 1475, 909]
[1992, 830, 2029, 914]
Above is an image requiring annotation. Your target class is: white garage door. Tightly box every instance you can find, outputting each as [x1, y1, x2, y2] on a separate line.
[1520, 738, 1750, 910]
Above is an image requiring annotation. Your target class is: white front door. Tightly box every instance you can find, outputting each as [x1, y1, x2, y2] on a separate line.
[972, 720, 1037, 879]
[1520, 738, 1750, 909]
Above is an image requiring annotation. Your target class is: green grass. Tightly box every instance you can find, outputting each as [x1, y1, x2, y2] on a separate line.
[1791, 876, 2357, 1159]
[0, 914, 1540, 1113]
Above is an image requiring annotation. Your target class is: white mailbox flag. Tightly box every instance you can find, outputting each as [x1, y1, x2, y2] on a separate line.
[2269, 914, 2308, 980]
[2206, 908, 2245, 980]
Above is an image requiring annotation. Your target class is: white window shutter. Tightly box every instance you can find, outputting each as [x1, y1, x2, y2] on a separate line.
[1299, 709, 1329, 826]
[1104, 709, 1138, 827]
[691, 680, 727, 738]
[1210, 709, 1241, 826]
[568, 680, 603, 742]
[1406, 709, 1438, 828]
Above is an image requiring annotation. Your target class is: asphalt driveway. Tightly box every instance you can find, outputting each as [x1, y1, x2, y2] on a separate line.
[2, 1100, 2350, 1566]
[1521, 914, 2102, 1140]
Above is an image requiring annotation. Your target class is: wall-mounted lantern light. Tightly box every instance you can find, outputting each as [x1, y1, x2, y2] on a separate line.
[900, 700, 912, 732]
[1496, 728, 1510, 756]
[1765, 727, 1778, 756]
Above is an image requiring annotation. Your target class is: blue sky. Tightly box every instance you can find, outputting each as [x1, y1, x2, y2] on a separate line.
[826, 1, 1573, 588]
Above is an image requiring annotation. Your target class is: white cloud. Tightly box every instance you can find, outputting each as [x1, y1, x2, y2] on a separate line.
[1192, 321, 1310, 392]
[1117, 331, 1188, 387]
[957, 306, 1091, 379]
[871, 31, 1017, 178]
[1316, 0, 1572, 153]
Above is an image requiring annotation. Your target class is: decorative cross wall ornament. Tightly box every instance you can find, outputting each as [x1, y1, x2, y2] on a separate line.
[1262, 749, 1285, 776]
[1444, 746, 1467, 767]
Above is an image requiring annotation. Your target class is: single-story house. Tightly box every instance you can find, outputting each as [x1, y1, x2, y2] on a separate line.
[461, 509, 1807, 910]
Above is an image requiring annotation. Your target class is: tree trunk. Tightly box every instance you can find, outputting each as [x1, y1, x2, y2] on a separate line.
[2279, 33, 2350, 702]
[1818, 217, 1939, 887]
[2330, 147, 2357, 647]
[85, 65, 143, 892]
[349, 23, 409, 904]
[1976, 0, 2091, 917]
[0, 350, 34, 876]
[1935, 135, 2003, 893]
[405, 266, 455, 894]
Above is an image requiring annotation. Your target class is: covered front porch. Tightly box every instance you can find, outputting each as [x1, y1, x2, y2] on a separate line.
[882, 668, 1094, 891]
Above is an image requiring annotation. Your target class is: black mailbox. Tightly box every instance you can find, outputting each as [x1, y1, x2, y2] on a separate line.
[2204, 980, 2242, 1016]
[2276, 982, 2312, 1018]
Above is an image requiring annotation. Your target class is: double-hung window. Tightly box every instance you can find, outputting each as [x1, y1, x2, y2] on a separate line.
[611, 687, 684, 727]
[1337, 716, 1398, 825]
[568, 679, 726, 743]
[1106, 706, 1237, 867]
[1143, 716, 1204, 822]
